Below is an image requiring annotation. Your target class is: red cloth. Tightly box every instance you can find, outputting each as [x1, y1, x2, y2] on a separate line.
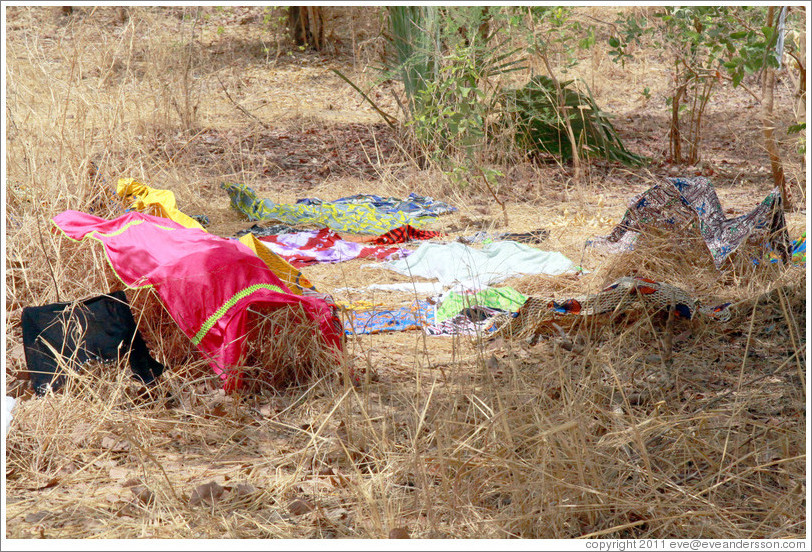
[367, 224, 444, 245]
[52, 211, 342, 390]
[258, 227, 406, 267]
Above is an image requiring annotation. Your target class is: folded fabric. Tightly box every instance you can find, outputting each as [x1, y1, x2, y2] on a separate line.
[588, 176, 790, 268]
[435, 287, 527, 322]
[223, 182, 431, 235]
[259, 228, 410, 267]
[297, 192, 456, 218]
[368, 224, 445, 245]
[22, 291, 164, 395]
[459, 228, 550, 245]
[373, 241, 576, 289]
[425, 306, 505, 336]
[344, 300, 435, 335]
[52, 211, 342, 390]
[238, 233, 317, 295]
[117, 178, 205, 231]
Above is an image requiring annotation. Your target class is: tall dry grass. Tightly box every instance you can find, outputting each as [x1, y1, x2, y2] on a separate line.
[4, 6, 806, 540]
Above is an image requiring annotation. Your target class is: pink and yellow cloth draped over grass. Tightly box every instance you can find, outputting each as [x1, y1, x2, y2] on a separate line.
[52, 210, 343, 391]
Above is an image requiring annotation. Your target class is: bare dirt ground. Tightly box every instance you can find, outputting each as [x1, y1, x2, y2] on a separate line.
[4, 6, 807, 540]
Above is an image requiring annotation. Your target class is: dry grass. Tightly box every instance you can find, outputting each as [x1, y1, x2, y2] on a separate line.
[4, 6, 807, 540]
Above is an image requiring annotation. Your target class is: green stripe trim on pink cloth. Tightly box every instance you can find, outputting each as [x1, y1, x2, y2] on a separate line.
[191, 283, 285, 345]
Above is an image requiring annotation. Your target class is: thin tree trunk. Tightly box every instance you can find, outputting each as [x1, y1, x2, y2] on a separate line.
[762, 6, 792, 209]
[540, 55, 580, 185]
[670, 63, 686, 164]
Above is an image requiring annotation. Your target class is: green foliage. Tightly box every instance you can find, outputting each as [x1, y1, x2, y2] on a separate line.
[385, 6, 526, 165]
[521, 6, 596, 74]
[788, 122, 806, 155]
[607, 6, 797, 164]
[498, 76, 645, 167]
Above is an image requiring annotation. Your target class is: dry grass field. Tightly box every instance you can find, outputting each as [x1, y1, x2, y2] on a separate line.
[3, 6, 807, 540]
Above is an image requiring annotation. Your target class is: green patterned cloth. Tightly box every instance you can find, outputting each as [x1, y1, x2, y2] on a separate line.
[222, 183, 433, 235]
[436, 287, 528, 323]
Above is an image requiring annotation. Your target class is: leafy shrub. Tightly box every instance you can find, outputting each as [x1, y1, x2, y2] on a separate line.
[498, 75, 646, 167]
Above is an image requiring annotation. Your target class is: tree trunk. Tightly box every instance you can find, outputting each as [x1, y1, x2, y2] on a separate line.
[288, 6, 323, 51]
[669, 66, 686, 164]
[762, 7, 792, 210]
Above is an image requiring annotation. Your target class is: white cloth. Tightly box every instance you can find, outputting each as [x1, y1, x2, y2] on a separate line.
[4, 396, 16, 437]
[335, 281, 447, 296]
[370, 241, 576, 290]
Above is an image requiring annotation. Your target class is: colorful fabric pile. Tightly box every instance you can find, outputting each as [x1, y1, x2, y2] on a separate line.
[259, 228, 410, 267]
[375, 241, 576, 289]
[368, 224, 445, 245]
[588, 176, 790, 268]
[52, 211, 342, 390]
[237, 233, 317, 295]
[297, 192, 456, 218]
[116, 179, 319, 296]
[343, 300, 435, 335]
[494, 276, 732, 340]
[223, 183, 446, 235]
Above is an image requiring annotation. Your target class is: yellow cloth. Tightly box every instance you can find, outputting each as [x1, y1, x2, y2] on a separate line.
[117, 178, 205, 231]
[238, 234, 316, 296]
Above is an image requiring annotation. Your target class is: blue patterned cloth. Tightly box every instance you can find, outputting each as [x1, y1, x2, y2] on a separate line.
[344, 300, 435, 335]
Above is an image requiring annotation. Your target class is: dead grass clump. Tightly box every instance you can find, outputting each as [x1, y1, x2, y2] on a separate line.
[122, 286, 200, 374]
[233, 306, 341, 392]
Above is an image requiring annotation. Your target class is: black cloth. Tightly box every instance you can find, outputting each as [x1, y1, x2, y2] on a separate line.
[21, 291, 164, 395]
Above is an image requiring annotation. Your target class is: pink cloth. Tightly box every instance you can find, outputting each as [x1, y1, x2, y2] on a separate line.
[52, 211, 342, 390]
[259, 228, 410, 267]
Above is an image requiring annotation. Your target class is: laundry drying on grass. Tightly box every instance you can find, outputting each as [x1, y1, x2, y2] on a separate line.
[373, 241, 577, 290]
[258, 227, 410, 267]
[435, 286, 527, 323]
[237, 233, 317, 295]
[493, 276, 733, 341]
[223, 182, 450, 235]
[52, 210, 342, 391]
[343, 300, 435, 335]
[117, 178, 207, 231]
[21, 291, 164, 396]
[297, 192, 457, 218]
[367, 224, 445, 245]
[424, 306, 507, 337]
[114, 180, 320, 296]
[588, 176, 791, 268]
